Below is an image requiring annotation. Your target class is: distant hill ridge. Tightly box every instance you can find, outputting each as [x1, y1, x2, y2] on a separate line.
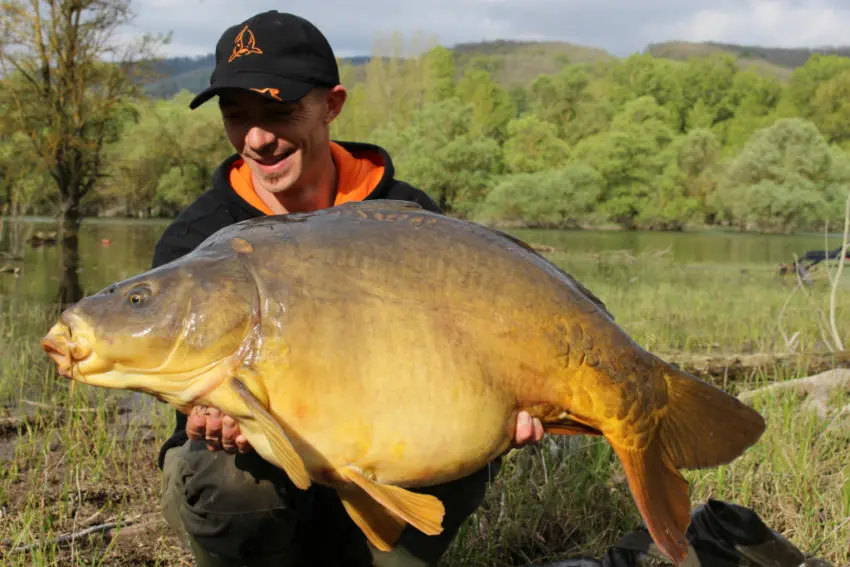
[647, 40, 850, 68]
[146, 39, 850, 98]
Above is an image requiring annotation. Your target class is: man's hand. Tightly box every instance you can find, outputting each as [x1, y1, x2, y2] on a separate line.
[187, 407, 543, 454]
[511, 410, 544, 448]
[187, 406, 253, 453]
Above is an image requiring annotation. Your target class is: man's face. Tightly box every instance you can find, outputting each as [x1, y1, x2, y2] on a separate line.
[218, 86, 346, 195]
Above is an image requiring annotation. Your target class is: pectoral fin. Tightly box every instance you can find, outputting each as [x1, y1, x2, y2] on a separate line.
[338, 488, 407, 552]
[230, 376, 312, 490]
[341, 467, 445, 538]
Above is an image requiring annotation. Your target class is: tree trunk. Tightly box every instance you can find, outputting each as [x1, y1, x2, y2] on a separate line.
[56, 196, 83, 308]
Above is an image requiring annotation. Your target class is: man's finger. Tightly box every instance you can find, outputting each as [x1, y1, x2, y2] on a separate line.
[234, 434, 253, 454]
[186, 406, 207, 440]
[205, 410, 223, 438]
[203, 408, 224, 451]
[512, 411, 533, 447]
[221, 415, 239, 453]
[533, 417, 544, 442]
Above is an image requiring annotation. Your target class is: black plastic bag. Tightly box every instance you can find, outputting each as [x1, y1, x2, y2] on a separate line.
[529, 499, 834, 567]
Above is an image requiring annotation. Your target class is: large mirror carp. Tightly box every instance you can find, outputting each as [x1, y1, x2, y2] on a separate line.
[41, 200, 766, 565]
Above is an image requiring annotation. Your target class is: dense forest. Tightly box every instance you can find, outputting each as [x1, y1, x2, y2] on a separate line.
[3, 37, 850, 234]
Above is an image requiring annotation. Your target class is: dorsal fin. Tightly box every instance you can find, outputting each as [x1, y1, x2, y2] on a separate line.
[339, 199, 427, 214]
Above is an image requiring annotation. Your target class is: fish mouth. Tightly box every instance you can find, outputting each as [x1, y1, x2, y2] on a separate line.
[40, 316, 94, 380]
[41, 333, 73, 377]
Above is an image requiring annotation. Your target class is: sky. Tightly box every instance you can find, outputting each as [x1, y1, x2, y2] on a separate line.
[129, 0, 850, 59]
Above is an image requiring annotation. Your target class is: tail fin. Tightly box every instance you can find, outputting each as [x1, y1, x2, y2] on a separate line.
[611, 363, 766, 566]
[658, 362, 766, 470]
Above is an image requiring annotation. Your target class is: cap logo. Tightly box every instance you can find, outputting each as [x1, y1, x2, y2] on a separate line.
[250, 87, 282, 101]
[228, 24, 263, 63]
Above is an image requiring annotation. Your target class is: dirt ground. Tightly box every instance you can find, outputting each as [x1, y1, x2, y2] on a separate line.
[1, 424, 194, 567]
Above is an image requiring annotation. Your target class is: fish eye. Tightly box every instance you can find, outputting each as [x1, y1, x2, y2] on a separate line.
[126, 285, 151, 307]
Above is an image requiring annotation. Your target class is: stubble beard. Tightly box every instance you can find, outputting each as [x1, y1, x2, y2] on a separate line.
[255, 167, 296, 195]
[254, 153, 302, 195]
[263, 172, 286, 190]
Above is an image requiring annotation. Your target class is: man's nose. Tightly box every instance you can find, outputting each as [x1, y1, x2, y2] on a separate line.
[245, 126, 276, 151]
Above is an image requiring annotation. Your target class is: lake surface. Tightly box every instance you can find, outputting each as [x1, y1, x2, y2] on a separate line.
[0, 216, 843, 306]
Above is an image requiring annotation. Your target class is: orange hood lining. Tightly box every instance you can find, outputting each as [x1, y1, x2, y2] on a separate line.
[228, 142, 386, 215]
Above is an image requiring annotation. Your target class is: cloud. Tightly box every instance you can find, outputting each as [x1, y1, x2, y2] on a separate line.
[658, 1, 850, 49]
[127, 0, 850, 59]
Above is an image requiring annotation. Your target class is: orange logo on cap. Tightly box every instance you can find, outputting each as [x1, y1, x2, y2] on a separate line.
[228, 24, 263, 63]
[250, 87, 282, 101]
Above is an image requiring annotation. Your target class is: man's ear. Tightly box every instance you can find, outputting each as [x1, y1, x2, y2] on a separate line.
[324, 85, 347, 124]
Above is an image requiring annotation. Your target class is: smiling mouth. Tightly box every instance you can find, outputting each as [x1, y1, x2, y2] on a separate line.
[258, 147, 296, 166]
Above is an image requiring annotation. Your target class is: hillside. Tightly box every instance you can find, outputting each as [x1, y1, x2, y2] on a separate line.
[146, 54, 373, 98]
[450, 40, 615, 86]
[147, 38, 850, 98]
[646, 40, 850, 81]
[145, 40, 615, 98]
[648, 40, 850, 68]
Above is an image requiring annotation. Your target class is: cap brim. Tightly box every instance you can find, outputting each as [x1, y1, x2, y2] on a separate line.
[188, 74, 315, 109]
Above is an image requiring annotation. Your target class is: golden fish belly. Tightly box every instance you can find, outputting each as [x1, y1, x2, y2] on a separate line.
[271, 368, 516, 488]
[261, 334, 519, 487]
[245, 296, 523, 488]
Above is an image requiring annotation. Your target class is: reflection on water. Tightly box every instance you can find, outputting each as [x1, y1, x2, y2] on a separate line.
[57, 223, 84, 308]
[0, 216, 842, 307]
[0, 217, 170, 305]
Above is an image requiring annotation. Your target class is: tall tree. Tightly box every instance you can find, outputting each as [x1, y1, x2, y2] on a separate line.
[715, 118, 843, 232]
[421, 45, 456, 103]
[572, 96, 677, 228]
[0, 0, 166, 304]
[788, 54, 850, 120]
[455, 68, 516, 141]
[502, 114, 570, 173]
[371, 98, 503, 215]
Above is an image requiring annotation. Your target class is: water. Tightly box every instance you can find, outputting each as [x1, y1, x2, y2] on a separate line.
[0, 217, 171, 303]
[0, 216, 843, 305]
[508, 227, 844, 265]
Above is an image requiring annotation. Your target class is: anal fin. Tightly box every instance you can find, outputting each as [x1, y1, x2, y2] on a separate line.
[544, 419, 602, 436]
[230, 376, 312, 490]
[611, 440, 691, 567]
[340, 467, 445, 538]
[524, 404, 603, 437]
[338, 488, 407, 552]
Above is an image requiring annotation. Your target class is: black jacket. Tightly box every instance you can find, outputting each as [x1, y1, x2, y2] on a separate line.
[152, 141, 441, 469]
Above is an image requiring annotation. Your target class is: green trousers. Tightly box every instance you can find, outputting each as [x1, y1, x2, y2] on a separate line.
[161, 440, 500, 567]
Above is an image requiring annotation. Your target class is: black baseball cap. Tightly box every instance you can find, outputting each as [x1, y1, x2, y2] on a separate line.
[189, 11, 340, 109]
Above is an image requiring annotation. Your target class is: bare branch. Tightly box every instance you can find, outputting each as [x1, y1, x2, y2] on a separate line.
[827, 191, 850, 351]
[0, 0, 166, 227]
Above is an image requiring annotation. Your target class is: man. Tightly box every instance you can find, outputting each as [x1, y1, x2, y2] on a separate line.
[153, 10, 544, 567]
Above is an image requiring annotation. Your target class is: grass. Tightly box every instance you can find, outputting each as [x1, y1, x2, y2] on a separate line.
[0, 299, 183, 566]
[0, 248, 848, 566]
[542, 247, 849, 355]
